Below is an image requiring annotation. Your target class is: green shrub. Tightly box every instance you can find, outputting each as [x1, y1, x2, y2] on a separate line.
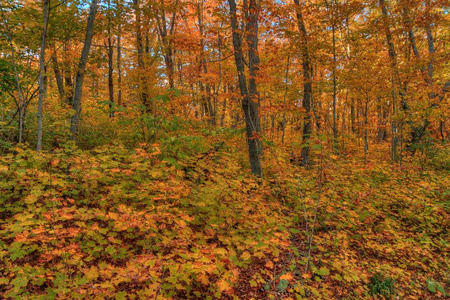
[368, 273, 395, 298]
[428, 142, 450, 170]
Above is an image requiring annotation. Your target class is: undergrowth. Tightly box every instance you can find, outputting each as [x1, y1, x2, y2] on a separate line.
[0, 131, 448, 299]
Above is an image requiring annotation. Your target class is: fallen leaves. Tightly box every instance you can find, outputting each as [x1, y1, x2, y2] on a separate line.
[0, 144, 448, 299]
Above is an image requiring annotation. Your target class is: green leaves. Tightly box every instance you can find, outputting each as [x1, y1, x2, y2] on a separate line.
[426, 279, 448, 296]
[277, 279, 289, 292]
[11, 276, 28, 292]
[1, 137, 448, 299]
[315, 267, 330, 276]
[368, 273, 395, 298]
[9, 242, 29, 261]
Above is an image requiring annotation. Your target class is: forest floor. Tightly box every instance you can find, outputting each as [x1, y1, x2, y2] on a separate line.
[0, 129, 449, 299]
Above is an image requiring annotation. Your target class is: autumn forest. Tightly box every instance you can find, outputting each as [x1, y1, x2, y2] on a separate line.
[0, 0, 449, 298]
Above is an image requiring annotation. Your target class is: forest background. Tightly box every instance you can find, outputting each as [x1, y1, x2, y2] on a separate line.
[0, 0, 449, 298]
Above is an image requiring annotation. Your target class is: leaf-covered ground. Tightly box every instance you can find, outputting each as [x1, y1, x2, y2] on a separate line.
[0, 134, 448, 299]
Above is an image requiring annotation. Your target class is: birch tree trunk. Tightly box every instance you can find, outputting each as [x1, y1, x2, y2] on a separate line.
[37, 0, 50, 151]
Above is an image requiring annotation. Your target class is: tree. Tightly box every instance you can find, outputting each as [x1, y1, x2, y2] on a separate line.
[155, 0, 178, 90]
[294, 0, 313, 166]
[106, 0, 114, 118]
[70, 0, 99, 140]
[0, 5, 26, 143]
[37, 0, 50, 151]
[228, 0, 263, 177]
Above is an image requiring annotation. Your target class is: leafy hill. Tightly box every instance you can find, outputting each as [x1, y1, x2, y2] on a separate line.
[0, 132, 448, 299]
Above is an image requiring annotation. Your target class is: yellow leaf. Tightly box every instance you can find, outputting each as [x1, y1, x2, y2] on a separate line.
[240, 251, 251, 261]
[84, 265, 99, 281]
[176, 220, 186, 228]
[149, 169, 163, 179]
[197, 274, 209, 285]
[24, 194, 38, 204]
[214, 248, 228, 256]
[254, 251, 265, 258]
[217, 279, 232, 293]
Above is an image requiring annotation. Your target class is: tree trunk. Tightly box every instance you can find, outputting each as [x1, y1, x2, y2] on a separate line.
[329, 0, 338, 151]
[197, 0, 215, 125]
[156, 0, 177, 90]
[0, 7, 26, 143]
[332, 23, 337, 151]
[426, 26, 434, 84]
[228, 0, 263, 177]
[63, 41, 73, 105]
[403, 0, 436, 151]
[116, 0, 123, 107]
[281, 56, 290, 145]
[107, 0, 114, 117]
[134, 0, 150, 111]
[294, 0, 313, 166]
[350, 97, 356, 134]
[377, 100, 387, 142]
[70, 0, 98, 140]
[51, 49, 65, 99]
[379, 0, 401, 160]
[364, 98, 369, 162]
[37, 0, 50, 151]
[117, 26, 122, 107]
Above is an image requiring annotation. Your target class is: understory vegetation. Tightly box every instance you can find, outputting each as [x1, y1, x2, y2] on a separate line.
[1, 126, 448, 299]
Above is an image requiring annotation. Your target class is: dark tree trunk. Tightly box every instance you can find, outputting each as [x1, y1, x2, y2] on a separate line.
[63, 41, 73, 105]
[117, 27, 122, 107]
[364, 97, 369, 161]
[134, 0, 150, 111]
[377, 101, 387, 142]
[156, 0, 177, 90]
[107, 0, 114, 117]
[69, 0, 98, 140]
[51, 49, 65, 99]
[294, 0, 313, 166]
[228, 0, 263, 177]
[379, 0, 401, 160]
[351, 98, 356, 134]
[403, 0, 438, 151]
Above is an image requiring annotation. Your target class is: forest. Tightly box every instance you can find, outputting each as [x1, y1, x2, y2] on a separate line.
[0, 0, 449, 298]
